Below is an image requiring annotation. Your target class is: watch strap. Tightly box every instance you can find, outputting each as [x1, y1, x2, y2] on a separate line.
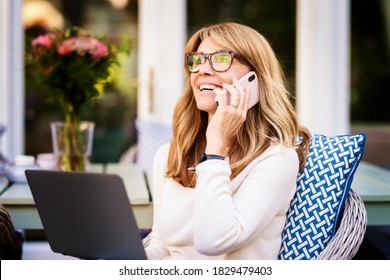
[199, 153, 225, 163]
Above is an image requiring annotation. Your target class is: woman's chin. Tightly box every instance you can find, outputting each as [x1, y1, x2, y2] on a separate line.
[197, 104, 217, 114]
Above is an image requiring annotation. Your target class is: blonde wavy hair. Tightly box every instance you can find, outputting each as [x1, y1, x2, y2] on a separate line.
[166, 22, 310, 188]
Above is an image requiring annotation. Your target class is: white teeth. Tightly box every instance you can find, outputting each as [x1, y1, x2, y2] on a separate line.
[200, 84, 221, 91]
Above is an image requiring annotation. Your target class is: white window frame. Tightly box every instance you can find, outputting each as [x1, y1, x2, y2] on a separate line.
[296, 0, 350, 135]
[0, 0, 24, 161]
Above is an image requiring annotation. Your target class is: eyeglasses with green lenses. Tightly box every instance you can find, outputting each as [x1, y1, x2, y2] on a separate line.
[185, 50, 245, 73]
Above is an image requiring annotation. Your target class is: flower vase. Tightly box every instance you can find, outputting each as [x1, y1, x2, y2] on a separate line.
[50, 119, 95, 172]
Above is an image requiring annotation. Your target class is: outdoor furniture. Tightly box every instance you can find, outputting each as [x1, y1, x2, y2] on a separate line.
[317, 188, 367, 259]
[0, 163, 153, 230]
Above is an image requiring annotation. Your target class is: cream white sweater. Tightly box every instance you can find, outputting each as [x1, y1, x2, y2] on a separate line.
[144, 143, 298, 260]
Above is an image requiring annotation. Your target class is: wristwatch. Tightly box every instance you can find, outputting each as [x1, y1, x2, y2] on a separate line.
[199, 153, 225, 163]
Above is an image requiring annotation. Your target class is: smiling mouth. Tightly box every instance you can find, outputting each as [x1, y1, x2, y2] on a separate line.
[199, 84, 222, 91]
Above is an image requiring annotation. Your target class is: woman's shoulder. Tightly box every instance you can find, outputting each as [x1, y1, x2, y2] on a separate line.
[249, 143, 298, 170]
[265, 143, 298, 159]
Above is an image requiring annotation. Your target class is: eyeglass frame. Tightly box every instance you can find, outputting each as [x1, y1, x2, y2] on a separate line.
[185, 50, 248, 73]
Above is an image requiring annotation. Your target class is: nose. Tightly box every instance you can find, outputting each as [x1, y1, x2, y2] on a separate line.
[198, 59, 213, 75]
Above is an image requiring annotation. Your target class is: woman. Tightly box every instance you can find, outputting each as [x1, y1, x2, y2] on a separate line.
[144, 22, 310, 259]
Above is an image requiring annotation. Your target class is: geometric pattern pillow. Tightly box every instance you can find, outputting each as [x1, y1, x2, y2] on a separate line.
[278, 133, 366, 260]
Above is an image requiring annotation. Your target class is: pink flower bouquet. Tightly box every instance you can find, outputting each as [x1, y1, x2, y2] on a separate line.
[27, 26, 129, 117]
[26, 27, 130, 171]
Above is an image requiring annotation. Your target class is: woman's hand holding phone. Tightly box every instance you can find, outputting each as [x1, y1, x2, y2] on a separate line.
[206, 72, 259, 156]
[215, 71, 259, 109]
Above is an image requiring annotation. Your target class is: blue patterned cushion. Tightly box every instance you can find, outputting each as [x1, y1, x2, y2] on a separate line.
[278, 133, 366, 260]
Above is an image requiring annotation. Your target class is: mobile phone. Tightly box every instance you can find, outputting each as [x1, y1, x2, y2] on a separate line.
[220, 71, 259, 109]
[238, 71, 259, 109]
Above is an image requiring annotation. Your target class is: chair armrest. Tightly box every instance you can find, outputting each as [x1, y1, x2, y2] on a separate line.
[317, 188, 367, 260]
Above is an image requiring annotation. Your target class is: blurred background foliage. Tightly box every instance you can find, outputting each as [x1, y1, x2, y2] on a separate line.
[350, 0, 390, 122]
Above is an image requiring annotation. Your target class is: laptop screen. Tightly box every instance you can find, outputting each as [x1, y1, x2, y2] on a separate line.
[25, 169, 147, 260]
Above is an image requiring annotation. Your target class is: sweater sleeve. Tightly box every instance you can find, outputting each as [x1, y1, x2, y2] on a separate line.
[193, 145, 298, 256]
[143, 144, 171, 260]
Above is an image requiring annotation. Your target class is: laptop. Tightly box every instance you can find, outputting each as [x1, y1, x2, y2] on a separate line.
[25, 169, 148, 260]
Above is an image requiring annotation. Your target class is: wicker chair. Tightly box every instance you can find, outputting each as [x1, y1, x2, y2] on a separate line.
[317, 188, 367, 260]
[0, 203, 24, 259]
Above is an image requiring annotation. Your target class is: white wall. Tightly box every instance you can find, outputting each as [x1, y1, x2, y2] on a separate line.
[0, 0, 24, 161]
